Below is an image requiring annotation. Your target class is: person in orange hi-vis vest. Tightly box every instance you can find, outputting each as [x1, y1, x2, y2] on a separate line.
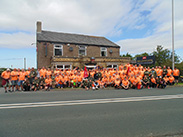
[122, 77, 130, 90]
[45, 76, 52, 91]
[11, 68, 18, 92]
[150, 75, 157, 88]
[169, 75, 175, 85]
[18, 69, 26, 91]
[114, 78, 121, 89]
[172, 67, 180, 84]
[166, 67, 172, 77]
[1, 68, 11, 93]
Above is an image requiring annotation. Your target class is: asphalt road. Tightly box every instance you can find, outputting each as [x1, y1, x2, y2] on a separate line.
[0, 87, 183, 137]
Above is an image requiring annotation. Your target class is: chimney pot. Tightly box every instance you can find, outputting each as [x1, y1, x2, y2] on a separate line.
[37, 21, 42, 33]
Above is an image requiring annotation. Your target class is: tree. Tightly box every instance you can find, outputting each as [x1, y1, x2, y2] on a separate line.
[121, 52, 133, 58]
[152, 45, 180, 66]
[152, 45, 170, 66]
[133, 52, 149, 60]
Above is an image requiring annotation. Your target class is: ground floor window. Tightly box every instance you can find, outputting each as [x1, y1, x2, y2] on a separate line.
[107, 64, 118, 69]
[85, 65, 96, 70]
[56, 65, 72, 69]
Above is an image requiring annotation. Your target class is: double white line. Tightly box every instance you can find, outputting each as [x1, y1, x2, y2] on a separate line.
[1, 94, 183, 110]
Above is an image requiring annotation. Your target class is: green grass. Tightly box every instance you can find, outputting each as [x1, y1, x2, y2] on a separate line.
[178, 83, 183, 86]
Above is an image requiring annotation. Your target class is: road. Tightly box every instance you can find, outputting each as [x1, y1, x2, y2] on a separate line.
[0, 87, 183, 137]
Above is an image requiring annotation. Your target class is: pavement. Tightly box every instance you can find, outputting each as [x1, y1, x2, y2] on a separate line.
[0, 87, 183, 137]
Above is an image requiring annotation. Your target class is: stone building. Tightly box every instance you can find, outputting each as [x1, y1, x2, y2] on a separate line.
[36, 21, 130, 69]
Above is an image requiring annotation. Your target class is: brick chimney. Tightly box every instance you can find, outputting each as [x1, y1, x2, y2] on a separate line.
[36, 21, 42, 33]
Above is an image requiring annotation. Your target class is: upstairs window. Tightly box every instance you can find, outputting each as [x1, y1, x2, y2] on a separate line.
[101, 47, 107, 57]
[79, 46, 86, 56]
[54, 45, 63, 56]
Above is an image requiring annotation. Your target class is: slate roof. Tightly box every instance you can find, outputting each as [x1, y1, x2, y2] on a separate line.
[37, 30, 120, 48]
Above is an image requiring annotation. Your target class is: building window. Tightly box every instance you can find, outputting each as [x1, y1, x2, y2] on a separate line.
[54, 45, 63, 56]
[79, 46, 86, 56]
[101, 47, 107, 57]
[65, 65, 71, 69]
[56, 65, 72, 69]
[107, 65, 118, 69]
[57, 65, 64, 69]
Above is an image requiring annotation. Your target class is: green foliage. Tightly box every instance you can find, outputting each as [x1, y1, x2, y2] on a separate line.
[175, 61, 183, 75]
[120, 45, 182, 73]
[152, 45, 171, 66]
[121, 52, 133, 58]
[152, 45, 180, 66]
[132, 52, 150, 60]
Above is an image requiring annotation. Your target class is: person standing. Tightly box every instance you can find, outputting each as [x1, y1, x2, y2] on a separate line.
[162, 66, 168, 78]
[10, 68, 18, 92]
[172, 67, 180, 84]
[167, 67, 172, 77]
[1, 68, 11, 93]
[18, 69, 26, 91]
[149, 67, 157, 78]
[29, 67, 37, 85]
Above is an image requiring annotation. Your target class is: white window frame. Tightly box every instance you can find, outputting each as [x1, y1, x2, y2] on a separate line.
[107, 64, 118, 69]
[79, 45, 87, 56]
[56, 65, 72, 69]
[54, 44, 63, 56]
[101, 47, 107, 57]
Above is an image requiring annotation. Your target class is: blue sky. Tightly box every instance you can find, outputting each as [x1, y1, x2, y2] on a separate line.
[0, 0, 182, 69]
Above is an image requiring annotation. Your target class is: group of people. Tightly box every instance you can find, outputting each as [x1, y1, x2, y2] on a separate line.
[1, 64, 180, 93]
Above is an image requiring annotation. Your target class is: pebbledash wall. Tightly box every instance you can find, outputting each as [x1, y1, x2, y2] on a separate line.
[36, 21, 130, 69]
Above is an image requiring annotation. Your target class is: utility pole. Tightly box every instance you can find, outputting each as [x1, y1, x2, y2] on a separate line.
[24, 58, 26, 70]
[172, 0, 175, 70]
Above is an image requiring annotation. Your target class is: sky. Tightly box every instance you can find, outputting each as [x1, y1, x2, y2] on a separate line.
[0, 0, 182, 69]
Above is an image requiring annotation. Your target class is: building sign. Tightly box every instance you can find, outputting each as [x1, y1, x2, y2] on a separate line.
[136, 55, 155, 65]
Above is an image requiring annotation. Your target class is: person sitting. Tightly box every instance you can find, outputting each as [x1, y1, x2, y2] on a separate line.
[45, 76, 52, 91]
[155, 76, 160, 88]
[114, 78, 121, 89]
[88, 79, 93, 89]
[169, 75, 175, 85]
[131, 76, 139, 89]
[77, 73, 83, 88]
[150, 75, 156, 88]
[129, 75, 135, 88]
[99, 80, 105, 89]
[142, 75, 150, 89]
[39, 76, 45, 90]
[93, 80, 99, 90]
[55, 75, 62, 89]
[122, 77, 130, 90]
[82, 79, 89, 90]
[23, 78, 30, 91]
[163, 75, 169, 85]
[101, 75, 108, 88]
[31, 76, 39, 91]
[158, 76, 166, 89]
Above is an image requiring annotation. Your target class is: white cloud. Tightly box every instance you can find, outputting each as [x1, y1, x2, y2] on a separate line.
[0, 0, 182, 58]
[117, 0, 183, 59]
[0, 0, 131, 34]
[0, 0, 133, 48]
[0, 33, 35, 48]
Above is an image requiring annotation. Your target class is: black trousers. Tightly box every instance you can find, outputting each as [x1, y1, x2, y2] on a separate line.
[23, 85, 30, 91]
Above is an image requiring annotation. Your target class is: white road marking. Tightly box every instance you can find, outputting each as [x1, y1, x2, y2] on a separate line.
[0, 94, 183, 109]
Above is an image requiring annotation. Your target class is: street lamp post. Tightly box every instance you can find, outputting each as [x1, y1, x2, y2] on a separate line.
[172, 0, 175, 70]
[31, 43, 37, 69]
